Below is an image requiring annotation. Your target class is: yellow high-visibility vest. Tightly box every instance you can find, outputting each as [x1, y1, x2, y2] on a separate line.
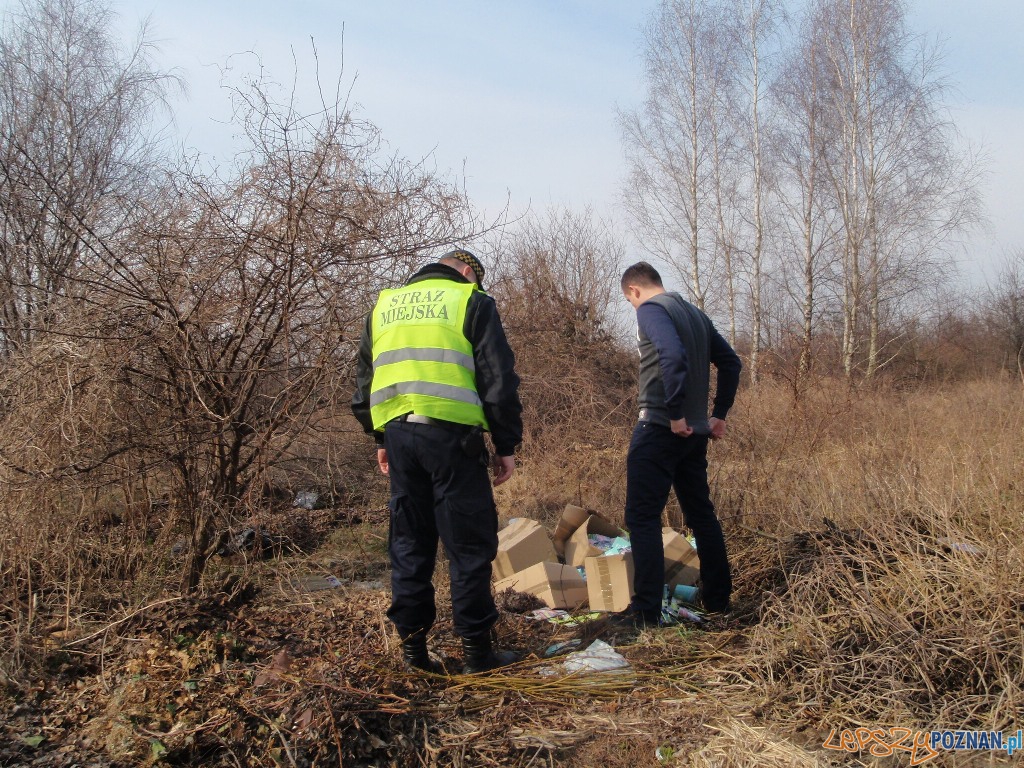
[369, 279, 488, 430]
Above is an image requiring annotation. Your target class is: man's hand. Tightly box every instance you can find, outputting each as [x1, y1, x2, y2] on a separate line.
[492, 454, 515, 486]
[670, 417, 694, 437]
[709, 417, 727, 440]
[376, 448, 389, 475]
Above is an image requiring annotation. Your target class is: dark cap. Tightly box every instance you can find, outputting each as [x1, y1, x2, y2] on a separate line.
[441, 249, 486, 289]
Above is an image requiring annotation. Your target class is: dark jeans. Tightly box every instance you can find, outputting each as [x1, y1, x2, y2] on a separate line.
[383, 420, 499, 639]
[625, 421, 732, 616]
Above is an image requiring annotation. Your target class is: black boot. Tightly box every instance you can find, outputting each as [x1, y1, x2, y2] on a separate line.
[400, 632, 438, 673]
[461, 633, 520, 674]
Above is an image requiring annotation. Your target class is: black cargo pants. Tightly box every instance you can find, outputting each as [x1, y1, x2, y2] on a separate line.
[382, 420, 499, 640]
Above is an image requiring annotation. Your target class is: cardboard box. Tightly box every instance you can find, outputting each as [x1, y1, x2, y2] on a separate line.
[564, 514, 625, 567]
[584, 553, 635, 612]
[663, 528, 700, 587]
[493, 561, 588, 610]
[552, 504, 591, 557]
[492, 518, 557, 581]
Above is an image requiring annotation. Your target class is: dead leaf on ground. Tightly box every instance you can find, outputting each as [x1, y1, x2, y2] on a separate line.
[253, 649, 293, 686]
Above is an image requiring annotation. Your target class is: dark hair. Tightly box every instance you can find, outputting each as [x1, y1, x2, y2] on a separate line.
[620, 261, 663, 290]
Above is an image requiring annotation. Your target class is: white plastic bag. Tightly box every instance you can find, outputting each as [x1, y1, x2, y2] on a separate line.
[562, 639, 632, 674]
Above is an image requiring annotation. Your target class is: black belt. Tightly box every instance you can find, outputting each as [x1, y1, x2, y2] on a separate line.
[393, 413, 474, 433]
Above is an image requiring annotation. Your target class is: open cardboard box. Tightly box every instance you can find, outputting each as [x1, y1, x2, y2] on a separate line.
[552, 504, 590, 557]
[493, 561, 588, 610]
[491, 511, 701, 614]
[584, 534, 696, 613]
[492, 518, 557, 581]
[663, 527, 700, 587]
[564, 513, 625, 567]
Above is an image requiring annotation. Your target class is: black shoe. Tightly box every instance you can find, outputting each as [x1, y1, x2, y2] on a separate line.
[461, 633, 520, 674]
[605, 607, 661, 632]
[401, 632, 441, 674]
[694, 589, 732, 617]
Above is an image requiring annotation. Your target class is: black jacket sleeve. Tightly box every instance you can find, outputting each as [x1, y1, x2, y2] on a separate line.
[466, 293, 523, 456]
[709, 326, 742, 420]
[350, 313, 384, 446]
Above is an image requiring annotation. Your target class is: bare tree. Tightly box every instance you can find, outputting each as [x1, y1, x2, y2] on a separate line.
[490, 206, 628, 439]
[813, 0, 980, 378]
[722, 0, 782, 384]
[0, 0, 179, 355]
[103, 70, 472, 590]
[0, 49, 475, 599]
[985, 251, 1024, 383]
[621, 0, 727, 310]
[494, 206, 625, 343]
[772, 5, 840, 393]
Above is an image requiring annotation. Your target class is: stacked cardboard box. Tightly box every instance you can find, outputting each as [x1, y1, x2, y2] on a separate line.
[490, 505, 701, 611]
[493, 562, 588, 610]
[492, 518, 557, 581]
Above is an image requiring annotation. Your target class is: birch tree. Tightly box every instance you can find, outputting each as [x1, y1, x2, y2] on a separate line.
[0, 0, 179, 355]
[814, 0, 979, 378]
[725, 0, 781, 383]
[621, 0, 725, 310]
[773, 5, 840, 391]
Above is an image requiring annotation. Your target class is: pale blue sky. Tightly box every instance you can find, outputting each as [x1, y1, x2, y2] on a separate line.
[141, 1, 647, 224]
[8, 0, 1023, 278]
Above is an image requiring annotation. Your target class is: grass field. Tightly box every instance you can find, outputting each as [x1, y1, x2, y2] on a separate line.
[1, 378, 1022, 766]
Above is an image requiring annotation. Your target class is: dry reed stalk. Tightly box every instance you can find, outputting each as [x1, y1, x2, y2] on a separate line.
[689, 718, 841, 767]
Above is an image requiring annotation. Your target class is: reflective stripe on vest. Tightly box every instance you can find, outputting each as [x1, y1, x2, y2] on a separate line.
[369, 278, 488, 430]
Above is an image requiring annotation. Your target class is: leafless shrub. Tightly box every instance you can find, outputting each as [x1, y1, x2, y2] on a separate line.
[487, 208, 636, 520]
[0, 11, 477, 677]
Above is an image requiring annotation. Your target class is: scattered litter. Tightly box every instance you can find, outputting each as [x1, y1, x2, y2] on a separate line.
[675, 606, 704, 623]
[294, 489, 334, 510]
[292, 574, 343, 592]
[550, 611, 603, 626]
[605, 536, 632, 556]
[351, 580, 385, 590]
[525, 608, 570, 621]
[544, 639, 583, 657]
[524, 608, 604, 626]
[585, 533, 633, 556]
[937, 538, 984, 556]
[655, 745, 678, 763]
[293, 490, 320, 510]
[217, 528, 276, 557]
[563, 639, 632, 674]
[659, 585, 704, 624]
[673, 584, 698, 602]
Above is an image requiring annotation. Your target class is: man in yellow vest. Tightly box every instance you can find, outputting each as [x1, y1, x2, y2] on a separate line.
[352, 249, 523, 674]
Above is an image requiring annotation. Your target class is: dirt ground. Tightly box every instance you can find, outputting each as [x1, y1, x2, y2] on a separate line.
[0, 503, 1008, 768]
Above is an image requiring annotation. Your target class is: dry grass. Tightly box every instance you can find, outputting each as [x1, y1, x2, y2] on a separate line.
[720, 380, 1024, 732]
[2, 377, 1023, 766]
